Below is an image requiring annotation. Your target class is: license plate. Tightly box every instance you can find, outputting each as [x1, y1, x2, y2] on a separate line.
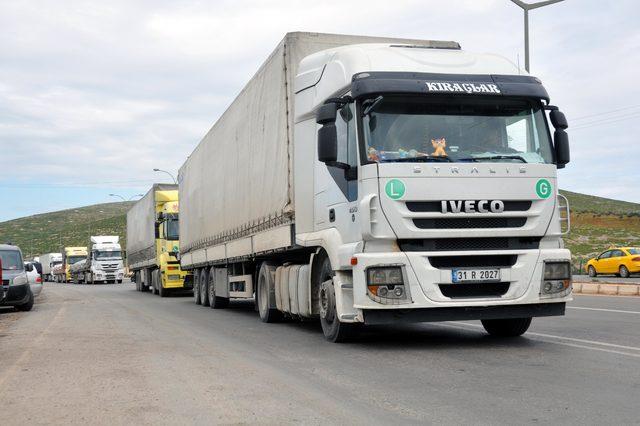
[452, 269, 501, 283]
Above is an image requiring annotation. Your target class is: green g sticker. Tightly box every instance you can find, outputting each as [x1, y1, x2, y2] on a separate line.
[536, 179, 552, 199]
[385, 179, 406, 200]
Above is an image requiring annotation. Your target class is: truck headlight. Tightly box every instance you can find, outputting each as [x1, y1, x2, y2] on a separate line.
[541, 261, 571, 298]
[366, 266, 410, 304]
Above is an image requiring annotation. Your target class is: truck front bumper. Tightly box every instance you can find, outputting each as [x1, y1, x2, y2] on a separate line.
[363, 302, 564, 325]
[352, 248, 572, 312]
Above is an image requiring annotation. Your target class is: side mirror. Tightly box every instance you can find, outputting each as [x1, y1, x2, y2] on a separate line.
[154, 222, 160, 239]
[550, 110, 568, 130]
[316, 104, 338, 164]
[25, 263, 33, 272]
[318, 124, 338, 163]
[554, 129, 570, 168]
[316, 103, 337, 125]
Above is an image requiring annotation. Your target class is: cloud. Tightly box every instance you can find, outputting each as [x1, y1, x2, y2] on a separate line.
[0, 0, 639, 222]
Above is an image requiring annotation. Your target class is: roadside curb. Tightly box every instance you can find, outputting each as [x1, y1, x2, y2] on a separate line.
[573, 281, 640, 296]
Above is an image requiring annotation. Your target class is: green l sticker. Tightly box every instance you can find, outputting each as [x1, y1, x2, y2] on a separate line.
[536, 179, 552, 199]
[385, 179, 406, 200]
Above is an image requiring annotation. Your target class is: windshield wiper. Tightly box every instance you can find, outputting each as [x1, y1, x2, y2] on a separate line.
[458, 155, 527, 163]
[381, 156, 453, 163]
[362, 95, 384, 117]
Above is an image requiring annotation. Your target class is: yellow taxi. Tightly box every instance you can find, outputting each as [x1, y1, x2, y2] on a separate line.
[585, 247, 640, 278]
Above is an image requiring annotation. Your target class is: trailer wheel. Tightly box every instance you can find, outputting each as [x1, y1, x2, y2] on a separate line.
[316, 255, 357, 343]
[193, 269, 202, 305]
[257, 262, 281, 322]
[208, 267, 228, 309]
[151, 270, 160, 295]
[200, 268, 210, 307]
[481, 318, 532, 337]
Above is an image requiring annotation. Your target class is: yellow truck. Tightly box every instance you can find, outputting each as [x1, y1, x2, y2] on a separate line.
[126, 184, 192, 296]
[53, 247, 88, 283]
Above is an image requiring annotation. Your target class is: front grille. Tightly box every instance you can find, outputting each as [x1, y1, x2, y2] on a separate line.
[406, 200, 532, 213]
[440, 282, 510, 298]
[413, 217, 526, 229]
[2, 279, 9, 285]
[429, 255, 517, 268]
[399, 237, 541, 252]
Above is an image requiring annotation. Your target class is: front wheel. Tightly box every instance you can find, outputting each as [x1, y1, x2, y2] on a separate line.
[316, 255, 357, 343]
[481, 317, 532, 337]
[16, 291, 34, 312]
[588, 265, 597, 277]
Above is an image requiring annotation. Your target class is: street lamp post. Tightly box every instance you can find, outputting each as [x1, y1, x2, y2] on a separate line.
[109, 194, 126, 202]
[510, 0, 565, 72]
[153, 168, 177, 184]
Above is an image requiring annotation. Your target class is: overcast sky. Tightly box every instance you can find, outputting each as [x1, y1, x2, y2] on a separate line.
[1, 0, 639, 222]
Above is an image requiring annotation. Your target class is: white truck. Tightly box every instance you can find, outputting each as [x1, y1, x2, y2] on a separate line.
[70, 236, 125, 284]
[179, 32, 572, 342]
[40, 252, 62, 282]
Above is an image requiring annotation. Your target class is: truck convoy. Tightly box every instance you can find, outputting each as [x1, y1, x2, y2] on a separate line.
[178, 32, 572, 342]
[40, 252, 62, 282]
[53, 247, 87, 283]
[126, 184, 191, 296]
[69, 236, 125, 284]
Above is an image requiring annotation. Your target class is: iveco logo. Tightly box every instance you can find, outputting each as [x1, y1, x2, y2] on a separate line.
[441, 200, 505, 214]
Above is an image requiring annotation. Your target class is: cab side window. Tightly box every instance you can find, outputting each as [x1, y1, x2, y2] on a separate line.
[327, 103, 357, 201]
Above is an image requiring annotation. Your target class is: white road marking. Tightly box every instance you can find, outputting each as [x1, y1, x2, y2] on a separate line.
[438, 322, 640, 359]
[568, 306, 640, 315]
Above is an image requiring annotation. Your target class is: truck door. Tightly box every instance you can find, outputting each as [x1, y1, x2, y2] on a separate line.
[314, 103, 361, 243]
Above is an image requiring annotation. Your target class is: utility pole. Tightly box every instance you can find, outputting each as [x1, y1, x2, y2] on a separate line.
[510, 0, 565, 72]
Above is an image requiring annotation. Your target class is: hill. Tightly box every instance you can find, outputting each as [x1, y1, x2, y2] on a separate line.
[1, 192, 639, 272]
[0, 202, 134, 259]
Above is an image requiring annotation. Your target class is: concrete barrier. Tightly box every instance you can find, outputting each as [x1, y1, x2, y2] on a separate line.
[572, 281, 640, 296]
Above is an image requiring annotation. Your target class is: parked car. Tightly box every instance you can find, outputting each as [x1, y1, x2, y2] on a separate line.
[0, 244, 34, 311]
[24, 261, 43, 297]
[586, 247, 640, 278]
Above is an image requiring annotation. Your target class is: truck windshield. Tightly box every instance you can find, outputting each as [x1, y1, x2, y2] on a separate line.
[67, 255, 86, 264]
[362, 96, 553, 164]
[166, 219, 179, 241]
[95, 251, 122, 260]
[0, 250, 23, 270]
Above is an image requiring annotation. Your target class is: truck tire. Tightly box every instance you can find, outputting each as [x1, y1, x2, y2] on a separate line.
[193, 269, 202, 305]
[257, 262, 281, 322]
[16, 290, 34, 312]
[158, 271, 169, 298]
[208, 267, 228, 309]
[481, 318, 532, 337]
[200, 268, 210, 307]
[151, 270, 159, 295]
[135, 272, 141, 291]
[87, 273, 93, 284]
[316, 255, 357, 343]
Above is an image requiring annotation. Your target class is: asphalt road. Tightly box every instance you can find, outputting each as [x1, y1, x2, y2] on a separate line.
[1, 281, 638, 425]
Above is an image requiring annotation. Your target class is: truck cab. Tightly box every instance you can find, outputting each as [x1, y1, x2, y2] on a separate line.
[155, 197, 190, 293]
[86, 236, 125, 284]
[56, 247, 87, 283]
[293, 43, 571, 338]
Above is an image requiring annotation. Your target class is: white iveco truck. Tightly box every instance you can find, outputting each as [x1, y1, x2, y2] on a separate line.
[70, 236, 125, 284]
[179, 32, 572, 342]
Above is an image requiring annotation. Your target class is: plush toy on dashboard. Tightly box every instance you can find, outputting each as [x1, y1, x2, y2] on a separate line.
[367, 146, 380, 162]
[431, 137, 447, 157]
